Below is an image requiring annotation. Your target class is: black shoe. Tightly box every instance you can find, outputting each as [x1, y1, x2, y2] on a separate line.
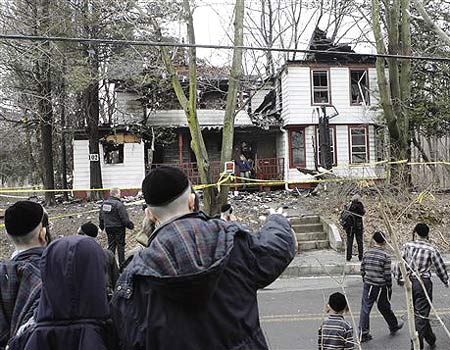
[390, 320, 404, 334]
[360, 334, 373, 343]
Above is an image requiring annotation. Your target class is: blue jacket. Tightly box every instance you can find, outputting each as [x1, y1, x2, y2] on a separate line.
[111, 212, 295, 350]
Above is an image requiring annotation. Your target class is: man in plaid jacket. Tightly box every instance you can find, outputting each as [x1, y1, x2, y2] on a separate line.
[397, 223, 448, 350]
[0, 201, 50, 349]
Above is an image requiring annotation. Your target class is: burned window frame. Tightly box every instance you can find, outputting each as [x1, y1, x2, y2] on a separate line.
[349, 69, 370, 105]
[103, 142, 124, 164]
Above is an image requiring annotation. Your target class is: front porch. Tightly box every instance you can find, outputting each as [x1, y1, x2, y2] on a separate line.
[151, 157, 285, 186]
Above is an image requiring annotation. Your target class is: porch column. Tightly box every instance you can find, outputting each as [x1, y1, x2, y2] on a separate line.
[178, 132, 183, 165]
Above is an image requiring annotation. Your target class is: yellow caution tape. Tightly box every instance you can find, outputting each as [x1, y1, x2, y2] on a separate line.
[1, 159, 449, 194]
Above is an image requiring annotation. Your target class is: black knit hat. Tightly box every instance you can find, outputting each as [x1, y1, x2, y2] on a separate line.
[79, 222, 99, 238]
[328, 292, 347, 313]
[5, 201, 44, 236]
[373, 231, 386, 244]
[142, 166, 190, 206]
[414, 223, 430, 237]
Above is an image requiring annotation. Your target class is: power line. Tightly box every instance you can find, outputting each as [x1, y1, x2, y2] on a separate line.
[0, 33, 450, 62]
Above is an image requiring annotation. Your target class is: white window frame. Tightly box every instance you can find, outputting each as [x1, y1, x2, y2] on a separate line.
[349, 127, 368, 164]
[311, 70, 331, 105]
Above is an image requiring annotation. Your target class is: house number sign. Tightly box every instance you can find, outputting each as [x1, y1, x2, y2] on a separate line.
[89, 154, 99, 162]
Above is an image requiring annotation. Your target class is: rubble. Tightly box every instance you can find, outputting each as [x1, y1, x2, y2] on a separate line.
[1, 185, 450, 260]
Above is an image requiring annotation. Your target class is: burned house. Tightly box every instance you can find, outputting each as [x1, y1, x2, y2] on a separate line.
[72, 32, 385, 192]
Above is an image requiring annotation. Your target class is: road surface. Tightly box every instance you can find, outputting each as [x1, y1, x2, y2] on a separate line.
[258, 276, 450, 350]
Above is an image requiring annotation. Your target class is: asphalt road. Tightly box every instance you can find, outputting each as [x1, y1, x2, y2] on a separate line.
[258, 276, 450, 350]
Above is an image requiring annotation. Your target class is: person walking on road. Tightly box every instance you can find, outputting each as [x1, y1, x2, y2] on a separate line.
[99, 188, 134, 268]
[344, 194, 365, 261]
[111, 166, 296, 350]
[397, 223, 448, 350]
[359, 231, 403, 343]
[318, 292, 355, 350]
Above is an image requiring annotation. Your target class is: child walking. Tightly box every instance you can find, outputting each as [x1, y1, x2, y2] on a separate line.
[318, 292, 355, 350]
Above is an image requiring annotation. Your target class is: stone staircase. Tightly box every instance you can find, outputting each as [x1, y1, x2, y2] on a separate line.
[291, 215, 330, 251]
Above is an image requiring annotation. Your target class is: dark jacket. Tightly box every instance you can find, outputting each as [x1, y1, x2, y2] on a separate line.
[348, 200, 365, 231]
[0, 247, 44, 349]
[8, 236, 117, 350]
[111, 212, 296, 350]
[99, 197, 134, 230]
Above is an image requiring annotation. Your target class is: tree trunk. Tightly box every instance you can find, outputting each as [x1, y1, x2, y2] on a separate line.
[215, 0, 245, 215]
[39, 0, 55, 206]
[371, 0, 411, 185]
[60, 55, 69, 201]
[182, 0, 216, 214]
[85, 77, 103, 200]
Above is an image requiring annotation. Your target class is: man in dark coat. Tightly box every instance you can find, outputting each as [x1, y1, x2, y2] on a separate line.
[8, 236, 118, 350]
[78, 221, 120, 299]
[111, 166, 297, 350]
[99, 188, 134, 268]
[0, 201, 50, 349]
[344, 194, 366, 261]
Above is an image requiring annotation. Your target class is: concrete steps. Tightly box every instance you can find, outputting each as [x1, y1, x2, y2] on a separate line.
[292, 215, 330, 252]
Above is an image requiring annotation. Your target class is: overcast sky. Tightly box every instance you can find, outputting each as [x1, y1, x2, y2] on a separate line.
[175, 1, 376, 69]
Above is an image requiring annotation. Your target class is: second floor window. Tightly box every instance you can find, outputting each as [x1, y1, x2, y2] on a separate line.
[350, 70, 370, 105]
[312, 70, 330, 104]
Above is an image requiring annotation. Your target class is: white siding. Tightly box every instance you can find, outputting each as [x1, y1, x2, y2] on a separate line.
[73, 140, 90, 189]
[282, 124, 384, 181]
[282, 65, 379, 125]
[73, 140, 145, 189]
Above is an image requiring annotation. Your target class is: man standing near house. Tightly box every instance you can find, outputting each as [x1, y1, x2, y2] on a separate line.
[397, 223, 448, 350]
[0, 201, 50, 348]
[111, 166, 296, 349]
[344, 194, 365, 261]
[99, 188, 134, 269]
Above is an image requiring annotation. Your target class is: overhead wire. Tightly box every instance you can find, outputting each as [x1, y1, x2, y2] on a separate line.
[1, 34, 450, 62]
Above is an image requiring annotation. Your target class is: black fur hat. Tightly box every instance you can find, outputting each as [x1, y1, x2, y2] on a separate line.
[5, 201, 44, 236]
[142, 166, 190, 206]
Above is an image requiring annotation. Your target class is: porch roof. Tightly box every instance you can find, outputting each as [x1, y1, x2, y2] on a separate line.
[146, 109, 253, 129]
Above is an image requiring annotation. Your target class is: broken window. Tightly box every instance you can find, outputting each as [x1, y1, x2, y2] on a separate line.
[289, 128, 305, 167]
[312, 70, 330, 104]
[103, 142, 124, 164]
[350, 70, 370, 105]
[349, 127, 368, 163]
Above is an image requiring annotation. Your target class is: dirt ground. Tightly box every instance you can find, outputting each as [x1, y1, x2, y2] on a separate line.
[1, 182, 450, 260]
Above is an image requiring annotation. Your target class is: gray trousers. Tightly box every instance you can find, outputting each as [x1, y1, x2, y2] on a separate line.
[359, 283, 399, 336]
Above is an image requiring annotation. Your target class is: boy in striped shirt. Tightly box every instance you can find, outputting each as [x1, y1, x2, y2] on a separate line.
[358, 231, 403, 342]
[318, 292, 355, 350]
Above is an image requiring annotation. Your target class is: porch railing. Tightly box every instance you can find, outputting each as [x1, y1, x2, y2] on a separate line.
[150, 158, 284, 186]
